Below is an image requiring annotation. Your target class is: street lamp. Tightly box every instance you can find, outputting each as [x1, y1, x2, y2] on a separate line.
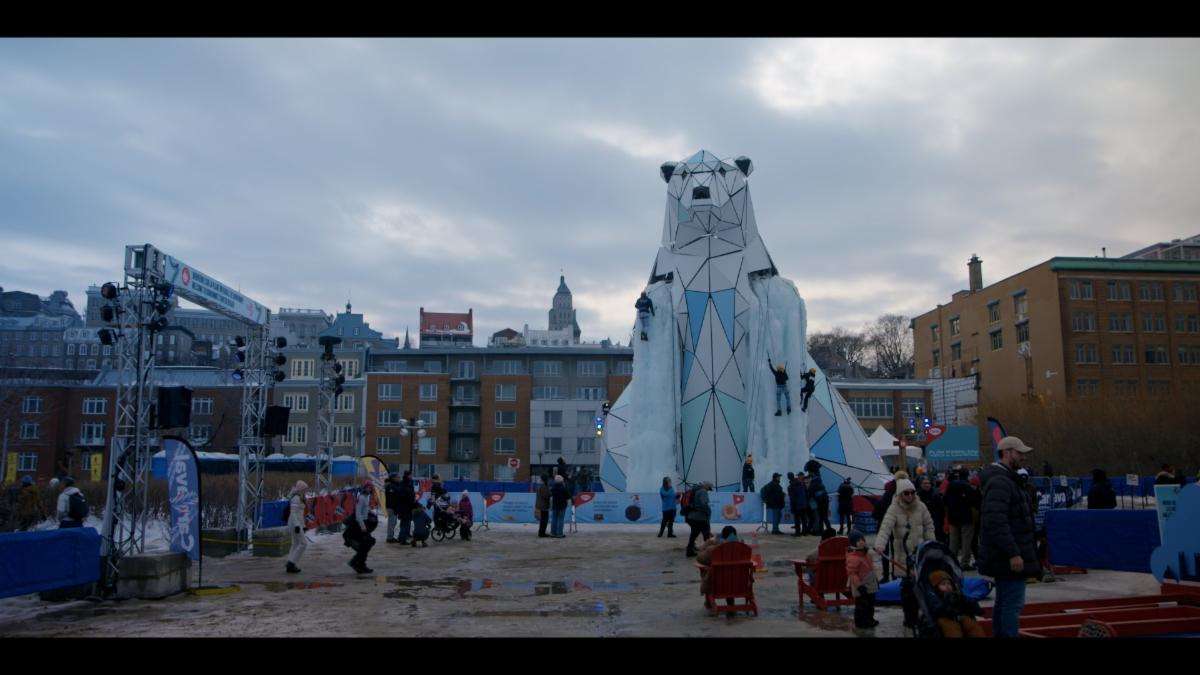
[398, 417, 427, 478]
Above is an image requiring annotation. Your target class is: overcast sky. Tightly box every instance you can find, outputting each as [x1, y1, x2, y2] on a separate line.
[2, 38, 1198, 343]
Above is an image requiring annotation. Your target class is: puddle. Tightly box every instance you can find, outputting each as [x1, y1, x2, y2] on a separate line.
[378, 577, 636, 600]
[794, 608, 854, 632]
[252, 581, 343, 593]
[452, 601, 621, 618]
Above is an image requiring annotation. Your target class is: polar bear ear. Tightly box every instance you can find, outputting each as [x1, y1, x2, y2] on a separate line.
[660, 162, 679, 183]
[734, 156, 754, 177]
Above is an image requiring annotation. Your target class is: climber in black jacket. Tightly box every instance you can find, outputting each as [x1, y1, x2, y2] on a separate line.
[635, 292, 655, 341]
[768, 357, 790, 416]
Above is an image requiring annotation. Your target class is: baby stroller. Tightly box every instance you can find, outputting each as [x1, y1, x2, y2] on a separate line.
[911, 540, 987, 638]
[431, 500, 459, 541]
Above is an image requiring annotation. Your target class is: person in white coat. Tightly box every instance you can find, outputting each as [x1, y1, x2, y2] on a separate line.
[874, 478, 935, 628]
[285, 480, 308, 574]
[56, 476, 85, 529]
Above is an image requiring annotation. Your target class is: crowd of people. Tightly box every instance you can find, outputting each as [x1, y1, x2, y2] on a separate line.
[0, 475, 89, 532]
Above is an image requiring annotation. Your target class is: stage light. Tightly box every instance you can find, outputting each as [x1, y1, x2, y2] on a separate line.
[98, 329, 116, 346]
[274, 355, 287, 366]
[234, 336, 246, 348]
[275, 337, 287, 349]
[149, 316, 168, 331]
[100, 282, 118, 300]
[333, 362, 343, 374]
[154, 300, 170, 315]
[101, 306, 115, 323]
[273, 371, 286, 383]
[154, 282, 173, 299]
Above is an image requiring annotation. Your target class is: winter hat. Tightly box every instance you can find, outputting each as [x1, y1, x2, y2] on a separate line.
[20, 475, 34, 486]
[894, 470, 910, 481]
[895, 478, 916, 494]
[292, 480, 308, 494]
[929, 570, 953, 588]
[847, 530, 866, 546]
[461, 490, 469, 499]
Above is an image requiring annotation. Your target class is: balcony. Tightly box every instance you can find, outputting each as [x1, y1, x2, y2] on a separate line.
[449, 448, 480, 462]
[450, 423, 480, 434]
[78, 436, 106, 447]
[450, 397, 480, 407]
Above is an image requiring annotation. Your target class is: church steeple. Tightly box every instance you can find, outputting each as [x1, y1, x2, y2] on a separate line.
[549, 273, 581, 343]
[403, 326, 412, 350]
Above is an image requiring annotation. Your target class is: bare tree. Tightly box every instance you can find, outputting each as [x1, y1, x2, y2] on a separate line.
[866, 314, 915, 379]
[808, 327, 870, 378]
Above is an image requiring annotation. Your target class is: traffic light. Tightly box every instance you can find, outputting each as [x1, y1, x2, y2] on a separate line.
[923, 417, 931, 429]
[595, 415, 604, 437]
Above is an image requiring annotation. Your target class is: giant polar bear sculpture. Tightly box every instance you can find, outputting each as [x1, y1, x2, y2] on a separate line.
[599, 150, 890, 495]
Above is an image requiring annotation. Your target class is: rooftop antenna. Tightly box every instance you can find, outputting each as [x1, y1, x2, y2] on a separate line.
[1102, 246, 1107, 258]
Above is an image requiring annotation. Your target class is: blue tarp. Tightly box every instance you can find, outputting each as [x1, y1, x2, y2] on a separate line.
[0, 527, 101, 599]
[876, 576, 993, 604]
[1045, 509, 1161, 573]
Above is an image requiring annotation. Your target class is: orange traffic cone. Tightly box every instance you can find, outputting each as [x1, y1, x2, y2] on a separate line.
[750, 532, 766, 573]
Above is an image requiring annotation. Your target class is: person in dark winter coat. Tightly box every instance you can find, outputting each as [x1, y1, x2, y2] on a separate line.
[685, 482, 713, 557]
[767, 357, 791, 416]
[384, 473, 402, 543]
[808, 471, 831, 533]
[742, 455, 755, 492]
[979, 436, 1041, 638]
[836, 478, 855, 534]
[1156, 464, 1181, 486]
[429, 474, 447, 501]
[410, 503, 431, 547]
[344, 483, 378, 573]
[1087, 469, 1117, 509]
[944, 469, 980, 569]
[799, 368, 817, 412]
[397, 470, 416, 544]
[635, 291, 655, 341]
[916, 476, 946, 545]
[788, 473, 808, 536]
[549, 475, 570, 538]
[761, 473, 786, 534]
[457, 491, 474, 541]
[536, 473, 552, 537]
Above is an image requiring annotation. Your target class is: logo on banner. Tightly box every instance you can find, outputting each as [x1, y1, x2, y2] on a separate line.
[508, 458, 520, 469]
[181, 266, 192, 287]
[926, 425, 945, 440]
[573, 492, 594, 508]
[485, 493, 505, 507]
[164, 437, 201, 562]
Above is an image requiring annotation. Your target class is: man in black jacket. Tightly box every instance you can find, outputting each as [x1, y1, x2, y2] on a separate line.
[384, 473, 402, 543]
[836, 477, 855, 534]
[788, 473, 807, 536]
[635, 292, 655, 341]
[979, 436, 1041, 638]
[767, 357, 791, 416]
[1087, 469, 1117, 509]
[761, 473, 786, 534]
[944, 469, 980, 570]
[397, 470, 417, 544]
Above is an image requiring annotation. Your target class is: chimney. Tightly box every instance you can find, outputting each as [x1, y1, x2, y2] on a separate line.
[968, 255, 983, 293]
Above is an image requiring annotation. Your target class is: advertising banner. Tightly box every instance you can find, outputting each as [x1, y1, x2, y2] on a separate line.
[711, 492, 763, 524]
[89, 452, 103, 483]
[162, 254, 269, 325]
[359, 455, 388, 511]
[484, 492, 538, 524]
[1154, 484, 1184, 543]
[163, 437, 201, 562]
[4, 453, 15, 483]
[925, 426, 981, 463]
[574, 493, 663, 524]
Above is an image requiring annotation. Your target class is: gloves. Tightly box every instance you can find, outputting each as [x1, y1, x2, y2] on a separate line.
[857, 585, 868, 597]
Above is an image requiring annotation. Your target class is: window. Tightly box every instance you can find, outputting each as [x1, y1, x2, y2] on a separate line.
[495, 411, 516, 428]
[543, 437, 563, 453]
[424, 360, 442, 374]
[493, 437, 516, 454]
[20, 422, 38, 440]
[22, 397, 42, 414]
[386, 360, 408, 373]
[493, 360, 522, 375]
[1070, 312, 1096, 332]
[989, 329, 1003, 351]
[1069, 280, 1093, 300]
[1074, 343, 1098, 364]
[1147, 380, 1171, 397]
[930, 325, 940, 343]
[452, 464, 474, 480]
[334, 424, 353, 446]
[987, 302, 1000, 324]
[18, 453, 37, 471]
[453, 385, 477, 404]
[291, 359, 314, 379]
[1013, 293, 1028, 318]
[1179, 345, 1200, 365]
[1144, 345, 1169, 365]
[83, 398, 106, 415]
[1075, 379, 1100, 397]
[87, 359, 96, 369]
[67, 343, 76, 356]
[418, 437, 436, 454]
[192, 397, 213, 415]
[614, 360, 633, 375]
[1141, 313, 1167, 332]
[899, 398, 925, 417]
[577, 361, 606, 377]
[1107, 281, 1132, 301]
[453, 411, 477, 430]
[378, 384, 402, 401]
[284, 424, 308, 446]
[1174, 282, 1199, 302]
[1175, 314, 1200, 333]
[544, 410, 562, 428]
[377, 436, 402, 452]
[335, 393, 354, 412]
[495, 384, 516, 401]
[419, 383, 438, 401]
[188, 424, 211, 443]
[337, 359, 360, 379]
[577, 410, 597, 428]
[493, 465, 516, 481]
[419, 410, 437, 427]
[1111, 344, 1136, 364]
[577, 437, 597, 454]
[1140, 282, 1165, 301]
[282, 393, 309, 412]
[456, 361, 476, 379]
[949, 317, 960, 336]
[532, 360, 562, 376]
[1114, 380, 1139, 397]
[849, 397, 892, 419]
[931, 349, 941, 367]
[1015, 323, 1029, 344]
[377, 410, 405, 427]
[575, 387, 606, 401]
[532, 386, 563, 400]
[1108, 313, 1134, 332]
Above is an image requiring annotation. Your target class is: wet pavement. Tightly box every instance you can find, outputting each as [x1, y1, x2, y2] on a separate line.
[0, 524, 1164, 637]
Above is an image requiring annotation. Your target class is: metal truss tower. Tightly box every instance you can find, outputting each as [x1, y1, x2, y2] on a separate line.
[236, 325, 272, 548]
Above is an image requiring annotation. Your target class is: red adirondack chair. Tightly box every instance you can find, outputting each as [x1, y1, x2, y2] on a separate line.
[694, 541, 758, 617]
[791, 535, 854, 611]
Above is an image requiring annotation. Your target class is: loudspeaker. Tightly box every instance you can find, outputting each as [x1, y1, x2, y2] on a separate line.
[264, 405, 291, 436]
[156, 386, 192, 429]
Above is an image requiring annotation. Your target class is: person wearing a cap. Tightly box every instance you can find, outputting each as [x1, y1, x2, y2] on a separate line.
[285, 480, 308, 574]
[979, 435, 1041, 638]
[761, 473, 786, 535]
[874, 477, 934, 627]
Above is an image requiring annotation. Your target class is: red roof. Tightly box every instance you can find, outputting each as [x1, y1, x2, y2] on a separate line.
[420, 307, 473, 335]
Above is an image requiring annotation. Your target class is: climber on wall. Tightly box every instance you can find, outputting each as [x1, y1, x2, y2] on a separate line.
[635, 291, 655, 341]
[800, 368, 817, 412]
[768, 356, 791, 416]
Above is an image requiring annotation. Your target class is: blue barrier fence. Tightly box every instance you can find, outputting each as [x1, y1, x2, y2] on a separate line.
[1045, 509, 1161, 573]
[0, 527, 101, 599]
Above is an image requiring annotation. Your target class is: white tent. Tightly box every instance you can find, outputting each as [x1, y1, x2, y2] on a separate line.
[871, 425, 922, 459]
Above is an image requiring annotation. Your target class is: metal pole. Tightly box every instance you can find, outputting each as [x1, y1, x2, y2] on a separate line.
[1, 419, 8, 484]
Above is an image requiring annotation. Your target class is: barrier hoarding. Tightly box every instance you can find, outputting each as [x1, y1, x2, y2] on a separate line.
[484, 492, 538, 523]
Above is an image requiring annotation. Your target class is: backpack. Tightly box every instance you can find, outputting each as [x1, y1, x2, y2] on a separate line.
[68, 491, 88, 521]
[679, 488, 695, 516]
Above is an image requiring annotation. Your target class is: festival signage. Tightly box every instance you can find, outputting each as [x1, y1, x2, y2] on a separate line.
[1151, 484, 1200, 584]
[161, 253, 269, 325]
[4, 453, 15, 483]
[89, 453, 103, 483]
[163, 437, 201, 562]
[359, 455, 388, 511]
[924, 426, 981, 462]
[710, 492, 763, 524]
[1154, 484, 1184, 543]
[484, 492, 538, 523]
[574, 493, 662, 524]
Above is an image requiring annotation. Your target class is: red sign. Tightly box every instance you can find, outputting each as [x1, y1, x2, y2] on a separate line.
[508, 458, 520, 469]
[484, 493, 505, 507]
[926, 425, 946, 439]
[573, 492, 594, 508]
